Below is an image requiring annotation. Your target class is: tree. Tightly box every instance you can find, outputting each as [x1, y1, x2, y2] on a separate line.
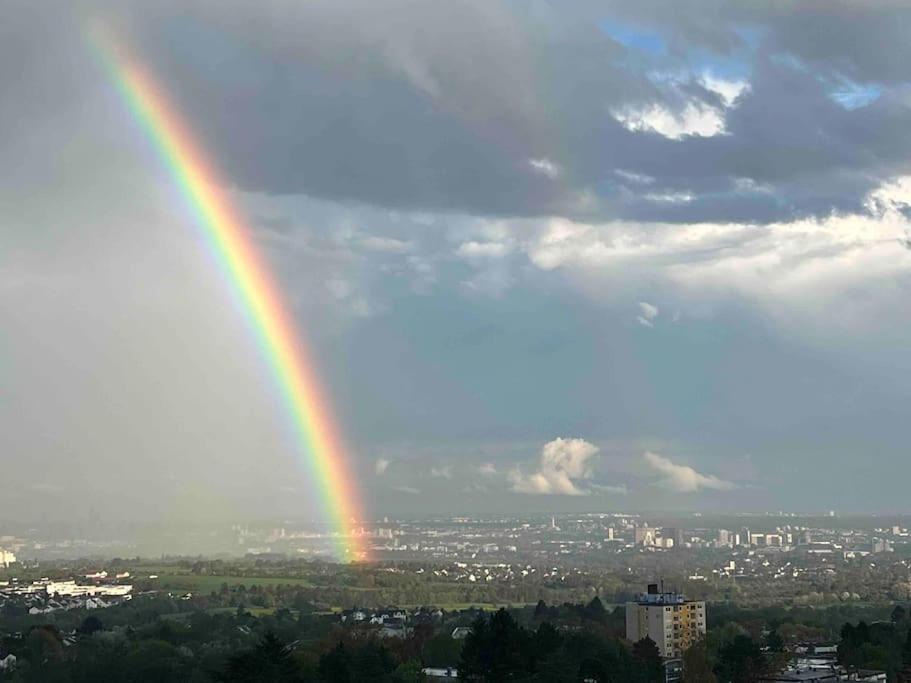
[633, 636, 664, 683]
[78, 615, 104, 636]
[586, 596, 606, 620]
[894, 605, 908, 624]
[459, 610, 532, 681]
[392, 658, 426, 682]
[766, 628, 784, 652]
[682, 639, 717, 683]
[715, 635, 765, 683]
[124, 639, 191, 683]
[220, 632, 302, 682]
[24, 625, 64, 666]
[318, 642, 354, 683]
[839, 621, 872, 667]
[533, 621, 562, 659]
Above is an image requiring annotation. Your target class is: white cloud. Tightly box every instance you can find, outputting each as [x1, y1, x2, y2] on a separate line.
[392, 484, 421, 495]
[642, 451, 735, 492]
[639, 302, 659, 319]
[357, 235, 414, 254]
[612, 101, 727, 139]
[324, 278, 376, 318]
[429, 465, 453, 479]
[456, 238, 517, 297]
[637, 301, 659, 327]
[590, 483, 628, 495]
[523, 198, 911, 326]
[612, 72, 746, 140]
[460, 266, 516, 298]
[509, 438, 599, 495]
[700, 75, 749, 107]
[528, 157, 561, 179]
[615, 169, 655, 185]
[642, 191, 695, 203]
[456, 241, 513, 259]
[375, 458, 390, 476]
[478, 463, 497, 476]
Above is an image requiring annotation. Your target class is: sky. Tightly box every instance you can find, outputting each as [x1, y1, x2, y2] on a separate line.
[3, 0, 911, 523]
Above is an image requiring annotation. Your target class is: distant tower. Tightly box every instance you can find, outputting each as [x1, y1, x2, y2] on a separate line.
[551, 516, 557, 530]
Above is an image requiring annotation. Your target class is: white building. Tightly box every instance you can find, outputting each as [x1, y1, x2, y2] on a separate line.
[0, 549, 16, 568]
[626, 584, 706, 659]
[43, 581, 132, 598]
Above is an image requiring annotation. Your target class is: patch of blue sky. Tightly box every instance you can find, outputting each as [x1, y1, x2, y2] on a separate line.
[768, 49, 882, 110]
[830, 82, 882, 110]
[599, 19, 666, 56]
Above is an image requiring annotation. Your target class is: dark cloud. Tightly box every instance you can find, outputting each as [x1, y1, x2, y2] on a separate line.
[4, 1, 910, 222]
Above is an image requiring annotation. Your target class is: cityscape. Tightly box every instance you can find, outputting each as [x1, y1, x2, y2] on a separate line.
[2, 513, 911, 679]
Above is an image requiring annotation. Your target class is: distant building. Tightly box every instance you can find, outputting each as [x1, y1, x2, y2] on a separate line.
[664, 528, 685, 548]
[635, 525, 656, 546]
[759, 669, 885, 681]
[43, 581, 131, 598]
[871, 538, 892, 554]
[740, 527, 752, 547]
[0, 549, 15, 568]
[626, 583, 706, 661]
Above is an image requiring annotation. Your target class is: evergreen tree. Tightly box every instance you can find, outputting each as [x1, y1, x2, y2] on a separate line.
[715, 635, 765, 683]
[633, 636, 664, 683]
[221, 632, 301, 682]
[682, 639, 717, 683]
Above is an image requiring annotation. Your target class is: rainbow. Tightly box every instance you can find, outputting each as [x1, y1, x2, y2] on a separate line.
[90, 28, 367, 560]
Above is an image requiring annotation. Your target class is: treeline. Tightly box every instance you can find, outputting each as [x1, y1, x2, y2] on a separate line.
[459, 607, 663, 682]
[836, 605, 911, 678]
[6, 593, 911, 681]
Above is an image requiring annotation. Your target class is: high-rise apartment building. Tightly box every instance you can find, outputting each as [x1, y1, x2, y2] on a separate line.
[635, 525, 656, 546]
[0, 549, 15, 568]
[626, 584, 706, 659]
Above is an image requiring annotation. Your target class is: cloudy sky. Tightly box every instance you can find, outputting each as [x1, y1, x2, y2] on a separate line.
[3, 0, 911, 523]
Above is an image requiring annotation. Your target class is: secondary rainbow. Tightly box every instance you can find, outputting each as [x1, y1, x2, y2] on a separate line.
[90, 28, 367, 560]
